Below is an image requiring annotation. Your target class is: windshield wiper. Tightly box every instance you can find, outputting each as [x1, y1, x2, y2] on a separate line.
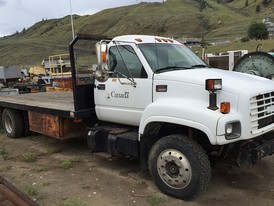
[191, 64, 207, 68]
[155, 66, 190, 73]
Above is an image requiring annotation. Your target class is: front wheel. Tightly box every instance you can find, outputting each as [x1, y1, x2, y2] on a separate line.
[148, 135, 211, 200]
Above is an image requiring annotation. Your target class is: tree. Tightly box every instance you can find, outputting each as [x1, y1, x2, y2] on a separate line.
[256, 4, 261, 13]
[199, 0, 207, 12]
[247, 22, 269, 40]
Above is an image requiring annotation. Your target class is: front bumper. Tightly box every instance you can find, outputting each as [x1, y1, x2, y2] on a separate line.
[219, 133, 274, 168]
[253, 134, 274, 160]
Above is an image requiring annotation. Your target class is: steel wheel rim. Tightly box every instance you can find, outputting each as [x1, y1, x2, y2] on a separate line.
[4, 114, 13, 134]
[157, 149, 192, 189]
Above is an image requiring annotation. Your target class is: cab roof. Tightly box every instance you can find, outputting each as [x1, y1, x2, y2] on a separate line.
[112, 35, 181, 45]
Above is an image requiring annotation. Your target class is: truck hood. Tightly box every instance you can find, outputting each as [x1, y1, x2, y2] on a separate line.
[154, 68, 274, 95]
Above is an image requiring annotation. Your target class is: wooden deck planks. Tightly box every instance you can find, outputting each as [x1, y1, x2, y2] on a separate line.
[0, 92, 75, 112]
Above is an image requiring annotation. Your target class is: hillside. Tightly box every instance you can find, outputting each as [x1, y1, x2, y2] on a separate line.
[0, 0, 273, 66]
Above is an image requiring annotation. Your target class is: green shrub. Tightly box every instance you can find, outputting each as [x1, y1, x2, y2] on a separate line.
[58, 198, 88, 206]
[240, 36, 250, 42]
[0, 147, 10, 160]
[24, 186, 38, 197]
[60, 160, 72, 169]
[147, 196, 165, 206]
[21, 153, 37, 162]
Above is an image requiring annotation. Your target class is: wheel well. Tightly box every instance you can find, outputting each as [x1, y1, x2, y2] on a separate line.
[139, 122, 212, 170]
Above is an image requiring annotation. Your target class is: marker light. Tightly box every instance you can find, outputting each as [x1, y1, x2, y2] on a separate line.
[135, 38, 143, 42]
[220, 102, 230, 114]
[155, 37, 162, 42]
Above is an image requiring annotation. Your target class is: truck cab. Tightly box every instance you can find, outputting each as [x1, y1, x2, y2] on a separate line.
[95, 35, 212, 126]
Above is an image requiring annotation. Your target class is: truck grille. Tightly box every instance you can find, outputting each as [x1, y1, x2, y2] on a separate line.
[250, 92, 274, 133]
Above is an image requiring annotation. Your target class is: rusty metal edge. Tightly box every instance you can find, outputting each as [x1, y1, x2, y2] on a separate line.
[0, 175, 40, 206]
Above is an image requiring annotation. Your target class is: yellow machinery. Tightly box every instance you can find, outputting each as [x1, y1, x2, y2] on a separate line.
[25, 54, 73, 92]
[48, 53, 71, 78]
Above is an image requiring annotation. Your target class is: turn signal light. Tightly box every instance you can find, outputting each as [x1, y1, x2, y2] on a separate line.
[102, 51, 107, 62]
[220, 102, 230, 114]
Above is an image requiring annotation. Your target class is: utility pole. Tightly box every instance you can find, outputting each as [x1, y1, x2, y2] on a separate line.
[70, 0, 75, 40]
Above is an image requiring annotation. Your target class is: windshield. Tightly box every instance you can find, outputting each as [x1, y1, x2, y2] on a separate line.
[138, 43, 207, 73]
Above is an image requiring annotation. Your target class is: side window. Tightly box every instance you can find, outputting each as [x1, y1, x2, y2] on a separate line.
[108, 45, 147, 78]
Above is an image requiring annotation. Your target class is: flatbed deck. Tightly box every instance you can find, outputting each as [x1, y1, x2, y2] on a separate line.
[0, 92, 75, 118]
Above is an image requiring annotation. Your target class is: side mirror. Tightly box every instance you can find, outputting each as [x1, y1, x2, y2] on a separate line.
[95, 41, 109, 82]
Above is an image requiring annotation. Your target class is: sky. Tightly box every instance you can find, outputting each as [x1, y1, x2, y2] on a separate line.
[0, 0, 163, 37]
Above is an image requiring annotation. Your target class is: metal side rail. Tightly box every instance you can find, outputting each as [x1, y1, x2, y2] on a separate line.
[0, 176, 39, 206]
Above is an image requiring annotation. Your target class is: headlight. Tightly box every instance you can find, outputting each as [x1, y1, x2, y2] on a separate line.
[226, 123, 233, 134]
[225, 121, 241, 140]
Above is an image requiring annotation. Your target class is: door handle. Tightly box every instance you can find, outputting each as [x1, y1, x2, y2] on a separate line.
[97, 84, 105, 90]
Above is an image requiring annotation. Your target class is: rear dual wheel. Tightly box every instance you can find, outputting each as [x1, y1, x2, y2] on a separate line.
[148, 135, 211, 200]
[2, 108, 24, 138]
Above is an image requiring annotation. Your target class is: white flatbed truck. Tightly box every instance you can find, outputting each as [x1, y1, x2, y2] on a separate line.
[0, 34, 274, 200]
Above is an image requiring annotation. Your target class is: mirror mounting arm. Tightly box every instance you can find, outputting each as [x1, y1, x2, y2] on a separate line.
[114, 70, 137, 87]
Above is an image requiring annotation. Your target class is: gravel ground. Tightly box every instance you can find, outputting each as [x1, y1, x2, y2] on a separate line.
[0, 133, 274, 206]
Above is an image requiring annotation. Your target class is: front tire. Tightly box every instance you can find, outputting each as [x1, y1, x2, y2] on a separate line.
[2, 108, 24, 138]
[148, 135, 211, 200]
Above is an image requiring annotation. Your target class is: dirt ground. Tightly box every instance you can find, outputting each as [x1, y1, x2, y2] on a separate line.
[0, 133, 274, 206]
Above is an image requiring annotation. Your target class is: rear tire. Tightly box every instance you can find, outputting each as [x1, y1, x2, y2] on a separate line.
[2, 108, 24, 138]
[148, 134, 211, 200]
